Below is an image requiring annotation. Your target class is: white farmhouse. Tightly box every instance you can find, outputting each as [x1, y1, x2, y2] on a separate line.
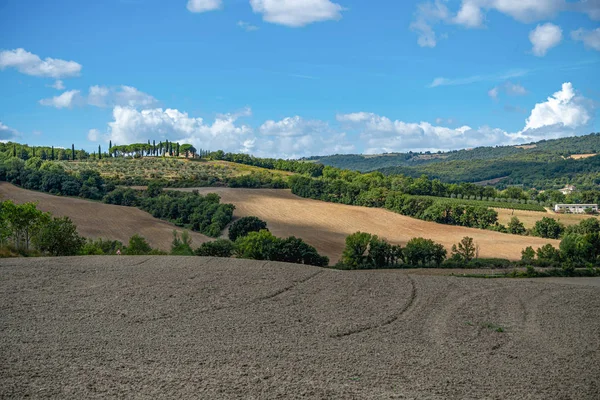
[554, 204, 598, 214]
[559, 185, 576, 195]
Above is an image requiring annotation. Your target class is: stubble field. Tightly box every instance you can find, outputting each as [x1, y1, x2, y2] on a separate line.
[1, 257, 598, 399]
[0, 182, 211, 250]
[177, 187, 558, 263]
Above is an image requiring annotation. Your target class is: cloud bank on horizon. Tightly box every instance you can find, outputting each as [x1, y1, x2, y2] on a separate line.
[0, 0, 599, 157]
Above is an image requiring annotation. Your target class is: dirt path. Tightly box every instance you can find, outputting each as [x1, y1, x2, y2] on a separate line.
[176, 187, 559, 263]
[0, 182, 211, 250]
[1, 257, 598, 399]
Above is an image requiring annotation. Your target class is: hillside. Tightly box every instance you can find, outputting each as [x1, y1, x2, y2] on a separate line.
[308, 133, 600, 189]
[0, 182, 212, 250]
[175, 187, 558, 263]
[2, 256, 598, 398]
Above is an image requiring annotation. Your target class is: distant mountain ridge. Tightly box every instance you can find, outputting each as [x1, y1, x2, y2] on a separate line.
[306, 133, 600, 190]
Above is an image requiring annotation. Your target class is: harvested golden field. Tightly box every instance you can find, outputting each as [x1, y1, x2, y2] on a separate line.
[569, 153, 598, 160]
[0, 182, 211, 250]
[495, 207, 600, 229]
[176, 188, 559, 263]
[2, 256, 599, 398]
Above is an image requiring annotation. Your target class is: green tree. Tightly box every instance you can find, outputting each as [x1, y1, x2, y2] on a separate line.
[507, 216, 526, 235]
[125, 234, 153, 255]
[521, 246, 536, 263]
[195, 239, 235, 257]
[228, 216, 268, 241]
[341, 232, 372, 269]
[451, 236, 477, 262]
[234, 229, 277, 260]
[3, 201, 50, 251]
[404, 237, 447, 267]
[533, 217, 564, 239]
[33, 216, 85, 256]
[171, 230, 194, 256]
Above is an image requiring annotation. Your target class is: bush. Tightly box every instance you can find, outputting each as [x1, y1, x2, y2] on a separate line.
[195, 239, 235, 257]
[228, 216, 268, 241]
[532, 217, 564, 239]
[171, 230, 194, 256]
[124, 234, 153, 255]
[32, 216, 86, 256]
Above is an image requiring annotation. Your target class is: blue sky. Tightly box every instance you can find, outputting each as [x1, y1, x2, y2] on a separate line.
[1, 0, 599, 158]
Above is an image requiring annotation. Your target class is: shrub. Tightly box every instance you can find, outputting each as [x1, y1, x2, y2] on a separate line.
[404, 237, 447, 267]
[124, 234, 153, 255]
[32, 216, 86, 256]
[195, 239, 235, 257]
[451, 237, 477, 262]
[532, 217, 564, 239]
[228, 216, 268, 241]
[171, 230, 194, 256]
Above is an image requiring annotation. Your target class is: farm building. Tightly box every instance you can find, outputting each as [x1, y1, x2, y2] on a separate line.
[554, 204, 598, 214]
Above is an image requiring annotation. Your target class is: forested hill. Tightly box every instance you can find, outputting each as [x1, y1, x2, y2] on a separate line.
[306, 133, 600, 190]
[307, 133, 600, 172]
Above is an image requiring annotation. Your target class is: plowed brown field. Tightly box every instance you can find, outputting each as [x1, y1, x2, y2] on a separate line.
[176, 188, 559, 263]
[0, 182, 211, 250]
[1, 257, 599, 398]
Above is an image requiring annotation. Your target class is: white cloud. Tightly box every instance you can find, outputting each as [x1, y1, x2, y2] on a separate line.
[410, 0, 451, 47]
[489, 81, 528, 99]
[0, 48, 81, 79]
[571, 27, 600, 51]
[0, 122, 20, 141]
[41, 85, 157, 109]
[187, 0, 222, 13]
[238, 21, 259, 31]
[48, 80, 65, 90]
[529, 23, 563, 56]
[260, 116, 328, 137]
[39, 90, 82, 109]
[250, 0, 344, 27]
[524, 82, 591, 132]
[106, 106, 253, 153]
[429, 69, 528, 88]
[410, 0, 597, 47]
[337, 82, 594, 153]
[87, 129, 101, 142]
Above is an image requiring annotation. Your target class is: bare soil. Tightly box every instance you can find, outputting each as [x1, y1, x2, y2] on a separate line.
[569, 153, 597, 160]
[177, 187, 559, 263]
[1, 257, 598, 399]
[0, 182, 211, 250]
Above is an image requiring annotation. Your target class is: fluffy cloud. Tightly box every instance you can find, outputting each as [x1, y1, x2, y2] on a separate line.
[106, 106, 253, 152]
[410, 0, 451, 47]
[39, 90, 82, 109]
[40, 85, 157, 109]
[87, 129, 101, 142]
[187, 0, 222, 13]
[523, 82, 592, 134]
[337, 82, 593, 153]
[571, 27, 600, 51]
[250, 0, 344, 27]
[0, 48, 81, 79]
[259, 116, 328, 137]
[48, 80, 65, 90]
[410, 0, 598, 47]
[489, 81, 527, 98]
[0, 122, 20, 141]
[529, 23, 563, 56]
[88, 85, 158, 108]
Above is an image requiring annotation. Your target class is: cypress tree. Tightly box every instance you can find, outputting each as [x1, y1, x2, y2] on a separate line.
[109, 140, 112, 157]
[71, 144, 75, 160]
[153, 140, 156, 156]
[98, 145, 101, 160]
[176, 143, 180, 157]
[13, 144, 16, 158]
[51, 146, 55, 160]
